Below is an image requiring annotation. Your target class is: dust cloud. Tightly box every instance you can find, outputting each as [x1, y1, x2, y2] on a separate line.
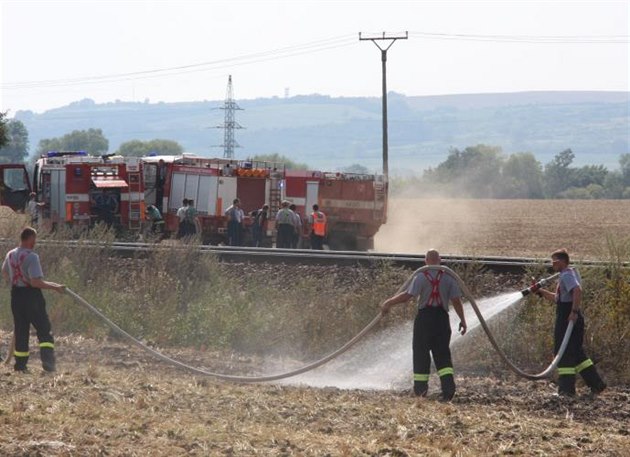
[374, 197, 484, 255]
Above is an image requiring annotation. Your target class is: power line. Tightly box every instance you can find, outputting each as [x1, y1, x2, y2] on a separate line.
[2, 35, 356, 90]
[410, 31, 630, 44]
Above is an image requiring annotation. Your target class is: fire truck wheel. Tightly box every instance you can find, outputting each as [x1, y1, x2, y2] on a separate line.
[327, 232, 357, 252]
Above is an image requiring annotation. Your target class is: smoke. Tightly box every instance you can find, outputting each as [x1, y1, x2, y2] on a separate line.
[275, 292, 524, 390]
[374, 197, 484, 255]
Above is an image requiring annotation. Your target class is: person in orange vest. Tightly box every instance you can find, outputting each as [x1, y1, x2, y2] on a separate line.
[308, 204, 327, 250]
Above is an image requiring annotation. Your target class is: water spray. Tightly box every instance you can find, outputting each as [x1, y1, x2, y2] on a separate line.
[520, 273, 559, 297]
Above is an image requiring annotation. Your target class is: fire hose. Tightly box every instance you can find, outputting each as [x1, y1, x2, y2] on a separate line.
[63, 265, 572, 382]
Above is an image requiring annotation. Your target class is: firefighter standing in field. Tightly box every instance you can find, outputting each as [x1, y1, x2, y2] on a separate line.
[536, 249, 606, 397]
[381, 249, 467, 400]
[308, 204, 327, 250]
[275, 201, 296, 249]
[1, 227, 65, 372]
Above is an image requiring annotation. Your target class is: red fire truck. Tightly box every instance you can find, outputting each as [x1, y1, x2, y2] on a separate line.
[143, 154, 387, 250]
[142, 154, 285, 244]
[284, 170, 387, 250]
[32, 152, 145, 231]
[0, 164, 32, 212]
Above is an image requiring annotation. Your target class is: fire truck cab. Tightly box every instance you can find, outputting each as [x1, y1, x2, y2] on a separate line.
[0, 164, 31, 212]
[142, 154, 285, 244]
[33, 152, 144, 231]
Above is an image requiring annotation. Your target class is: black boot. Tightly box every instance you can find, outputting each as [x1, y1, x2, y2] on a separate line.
[580, 366, 606, 395]
[557, 375, 576, 396]
[439, 374, 456, 401]
[414, 381, 428, 397]
[14, 355, 29, 372]
[40, 347, 56, 372]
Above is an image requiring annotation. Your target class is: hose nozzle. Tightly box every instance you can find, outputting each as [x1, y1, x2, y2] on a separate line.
[520, 273, 560, 296]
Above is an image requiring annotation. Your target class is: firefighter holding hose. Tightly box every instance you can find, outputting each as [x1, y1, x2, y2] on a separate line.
[535, 249, 606, 397]
[381, 249, 467, 400]
[2, 227, 65, 372]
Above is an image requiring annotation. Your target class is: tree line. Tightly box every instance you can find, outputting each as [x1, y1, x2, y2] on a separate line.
[393, 144, 630, 199]
[1, 118, 628, 199]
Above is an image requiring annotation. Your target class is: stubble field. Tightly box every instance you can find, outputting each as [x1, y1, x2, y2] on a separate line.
[1, 200, 630, 455]
[375, 198, 630, 258]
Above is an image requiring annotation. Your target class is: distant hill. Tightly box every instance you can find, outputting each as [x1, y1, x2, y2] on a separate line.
[15, 91, 629, 174]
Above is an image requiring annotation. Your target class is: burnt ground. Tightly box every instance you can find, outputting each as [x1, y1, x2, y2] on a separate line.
[0, 332, 628, 456]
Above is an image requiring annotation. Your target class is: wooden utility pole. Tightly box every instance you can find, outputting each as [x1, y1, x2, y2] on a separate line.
[359, 32, 408, 181]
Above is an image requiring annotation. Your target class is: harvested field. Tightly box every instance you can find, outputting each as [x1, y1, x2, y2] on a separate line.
[1, 332, 629, 456]
[375, 198, 630, 258]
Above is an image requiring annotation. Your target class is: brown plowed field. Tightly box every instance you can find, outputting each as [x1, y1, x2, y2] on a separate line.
[375, 198, 630, 258]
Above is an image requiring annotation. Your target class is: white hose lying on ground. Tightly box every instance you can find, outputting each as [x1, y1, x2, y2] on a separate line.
[65, 265, 573, 382]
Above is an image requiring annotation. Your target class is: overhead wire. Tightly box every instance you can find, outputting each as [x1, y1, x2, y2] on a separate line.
[2, 35, 357, 90]
[410, 31, 630, 44]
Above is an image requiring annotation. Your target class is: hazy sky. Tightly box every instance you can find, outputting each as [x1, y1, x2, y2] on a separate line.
[1, 0, 628, 114]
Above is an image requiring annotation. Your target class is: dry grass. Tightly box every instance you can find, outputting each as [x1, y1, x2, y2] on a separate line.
[376, 198, 630, 258]
[1, 332, 628, 457]
[1, 203, 630, 455]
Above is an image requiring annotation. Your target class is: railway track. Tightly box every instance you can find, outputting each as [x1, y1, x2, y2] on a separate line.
[2, 238, 621, 275]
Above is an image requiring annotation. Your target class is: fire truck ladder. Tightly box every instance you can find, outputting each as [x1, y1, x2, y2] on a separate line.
[127, 171, 143, 230]
[269, 177, 282, 246]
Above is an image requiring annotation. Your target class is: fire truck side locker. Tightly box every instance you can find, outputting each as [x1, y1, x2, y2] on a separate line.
[49, 168, 66, 226]
[216, 177, 237, 215]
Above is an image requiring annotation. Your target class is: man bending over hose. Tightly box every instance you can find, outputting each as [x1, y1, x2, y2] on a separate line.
[381, 249, 467, 400]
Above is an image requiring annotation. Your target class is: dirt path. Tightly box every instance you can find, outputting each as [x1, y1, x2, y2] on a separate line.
[1, 333, 628, 456]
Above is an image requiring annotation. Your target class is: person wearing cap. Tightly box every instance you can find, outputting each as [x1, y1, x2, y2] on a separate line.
[2, 227, 65, 372]
[275, 201, 296, 249]
[26, 193, 45, 226]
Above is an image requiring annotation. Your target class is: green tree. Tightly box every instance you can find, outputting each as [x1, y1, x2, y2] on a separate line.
[604, 171, 625, 198]
[0, 119, 29, 163]
[501, 152, 544, 198]
[0, 112, 8, 149]
[36, 128, 109, 156]
[116, 139, 183, 157]
[544, 148, 575, 197]
[619, 153, 630, 187]
[251, 153, 309, 170]
[341, 163, 371, 174]
[426, 144, 504, 197]
[572, 164, 608, 188]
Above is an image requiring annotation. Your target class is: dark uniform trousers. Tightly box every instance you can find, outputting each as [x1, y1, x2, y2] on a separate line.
[11, 286, 55, 371]
[555, 301, 605, 395]
[277, 224, 294, 249]
[413, 307, 456, 397]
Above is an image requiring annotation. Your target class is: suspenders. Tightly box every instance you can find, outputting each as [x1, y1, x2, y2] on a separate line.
[423, 270, 443, 307]
[9, 251, 31, 287]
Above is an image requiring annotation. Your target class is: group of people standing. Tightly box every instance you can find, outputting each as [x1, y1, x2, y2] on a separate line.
[223, 198, 327, 249]
[176, 198, 200, 239]
[274, 201, 327, 249]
